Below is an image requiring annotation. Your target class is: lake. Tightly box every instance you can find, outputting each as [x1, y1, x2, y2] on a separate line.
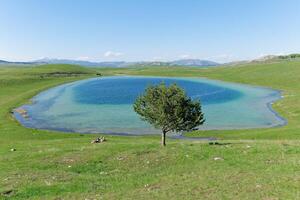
[14, 76, 286, 135]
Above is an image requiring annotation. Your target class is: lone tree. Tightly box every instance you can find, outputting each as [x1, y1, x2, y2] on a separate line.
[133, 82, 205, 146]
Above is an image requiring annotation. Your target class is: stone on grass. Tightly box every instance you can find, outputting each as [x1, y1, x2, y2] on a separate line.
[213, 157, 223, 161]
[1, 190, 13, 196]
[116, 156, 124, 161]
[91, 136, 106, 144]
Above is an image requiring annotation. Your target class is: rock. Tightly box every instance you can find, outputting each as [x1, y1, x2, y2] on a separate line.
[209, 142, 221, 145]
[91, 136, 106, 143]
[213, 157, 223, 161]
[1, 190, 13, 196]
[44, 180, 51, 186]
[116, 156, 124, 161]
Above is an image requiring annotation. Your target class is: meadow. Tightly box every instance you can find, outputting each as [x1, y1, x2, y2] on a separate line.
[1, 61, 300, 199]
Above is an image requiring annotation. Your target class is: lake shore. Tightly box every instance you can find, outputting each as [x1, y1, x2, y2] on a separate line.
[13, 76, 286, 135]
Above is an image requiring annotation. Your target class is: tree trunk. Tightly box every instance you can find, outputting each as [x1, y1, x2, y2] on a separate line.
[161, 130, 166, 146]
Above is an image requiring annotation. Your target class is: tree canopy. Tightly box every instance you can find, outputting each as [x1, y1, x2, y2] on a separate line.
[133, 82, 205, 146]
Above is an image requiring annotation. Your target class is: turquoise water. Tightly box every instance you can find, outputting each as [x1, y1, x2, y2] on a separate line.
[15, 76, 286, 135]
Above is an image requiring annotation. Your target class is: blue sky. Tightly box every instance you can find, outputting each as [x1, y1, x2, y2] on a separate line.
[1, 0, 300, 62]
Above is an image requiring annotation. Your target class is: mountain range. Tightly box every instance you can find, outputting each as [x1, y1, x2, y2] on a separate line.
[0, 58, 220, 68]
[1, 53, 300, 67]
[0, 59, 37, 65]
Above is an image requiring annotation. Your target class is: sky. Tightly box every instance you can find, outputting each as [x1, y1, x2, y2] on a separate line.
[0, 0, 300, 63]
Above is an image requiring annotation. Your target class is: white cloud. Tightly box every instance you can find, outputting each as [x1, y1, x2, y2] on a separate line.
[104, 51, 124, 58]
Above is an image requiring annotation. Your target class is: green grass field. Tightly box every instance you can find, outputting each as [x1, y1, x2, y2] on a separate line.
[1, 62, 300, 199]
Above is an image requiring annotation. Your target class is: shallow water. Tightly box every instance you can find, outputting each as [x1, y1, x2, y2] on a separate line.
[15, 76, 286, 135]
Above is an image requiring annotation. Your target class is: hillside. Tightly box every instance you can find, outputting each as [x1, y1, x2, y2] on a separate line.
[252, 53, 300, 63]
[1, 62, 300, 199]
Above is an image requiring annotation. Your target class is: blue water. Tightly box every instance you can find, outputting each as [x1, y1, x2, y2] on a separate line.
[74, 77, 242, 105]
[14, 76, 286, 135]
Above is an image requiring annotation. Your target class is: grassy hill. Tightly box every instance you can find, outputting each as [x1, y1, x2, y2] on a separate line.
[1, 62, 300, 199]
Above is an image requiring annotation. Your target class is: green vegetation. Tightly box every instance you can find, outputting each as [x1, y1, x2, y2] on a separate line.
[134, 83, 204, 146]
[1, 61, 300, 199]
[278, 53, 300, 60]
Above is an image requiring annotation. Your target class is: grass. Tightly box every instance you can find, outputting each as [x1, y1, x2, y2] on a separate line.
[1, 62, 300, 199]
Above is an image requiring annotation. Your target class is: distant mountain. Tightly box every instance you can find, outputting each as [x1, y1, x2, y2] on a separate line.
[124, 61, 174, 67]
[34, 58, 98, 67]
[170, 59, 219, 67]
[0, 59, 38, 65]
[277, 53, 300, 60]
[251, 54, 300, 63]
[32, 58, 220, 67]
[0, 60, 9, 64]
[119, 59, 220, 67]
[0, 58, 220, 67]
[224, 53, 300, 66]
[33, 58, 126, 67]
[2, 54, 300, 68]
